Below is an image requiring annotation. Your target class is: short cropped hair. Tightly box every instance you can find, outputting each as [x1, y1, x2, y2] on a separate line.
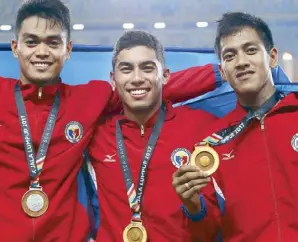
[214, 12, 274, 59]
[112, 30, 165, 70]
[15, 0, 71, 40]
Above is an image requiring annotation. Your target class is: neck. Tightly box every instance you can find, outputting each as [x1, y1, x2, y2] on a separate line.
[20, 75, 60, 87]
[123, 99, 162, 126]
[238, 82, 276, 110]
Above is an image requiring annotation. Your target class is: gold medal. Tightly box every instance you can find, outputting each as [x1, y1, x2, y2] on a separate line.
[190, 145, 219, 176]
[123, 221, 148, 242]
[22, 188, 49, 217]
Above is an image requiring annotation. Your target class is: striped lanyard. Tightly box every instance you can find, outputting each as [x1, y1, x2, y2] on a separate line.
[116, 104, 166, 222]
[15, 84, 60, 188]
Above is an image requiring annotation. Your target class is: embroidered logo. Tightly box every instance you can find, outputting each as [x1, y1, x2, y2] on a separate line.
[103, 154, 116, 162]
[170, 148, 191, 168]
[222, 150, 235, 160]
[291, 133, 298, 152]
[64, 121, 83, 143]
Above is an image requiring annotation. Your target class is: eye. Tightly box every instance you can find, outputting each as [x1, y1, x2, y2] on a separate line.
[25, 40, 37, 47]
[120, 67, 132, 73]
[247, 47, 257, 54]
[143, 66, 155, 73]
[223, 53, 235, 61]
[49, 40, 60, 48]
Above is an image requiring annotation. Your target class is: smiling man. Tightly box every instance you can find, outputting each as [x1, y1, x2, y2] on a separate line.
[12, 14, 71, 86]
[88, 30, 217, 241]
[173, 12, 298, 241]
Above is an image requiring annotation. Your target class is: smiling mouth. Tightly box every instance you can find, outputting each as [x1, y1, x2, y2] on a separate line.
[236, 71, 255, 79]
[32, 62, 52, 69]
[127, 88, 150, 98]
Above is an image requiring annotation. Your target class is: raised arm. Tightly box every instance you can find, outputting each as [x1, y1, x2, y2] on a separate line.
[163, 64, 223, 103]
[106, 64, 223, 113]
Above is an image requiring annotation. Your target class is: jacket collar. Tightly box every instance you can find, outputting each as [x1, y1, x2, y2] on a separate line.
[225, 92, 298, 126]
[13, 78, 63, 104]
[109, 100, 176, 128]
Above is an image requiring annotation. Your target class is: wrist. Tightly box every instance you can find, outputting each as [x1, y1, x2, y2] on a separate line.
[181, 194, 207, 221]
[183, 198, 202, 215]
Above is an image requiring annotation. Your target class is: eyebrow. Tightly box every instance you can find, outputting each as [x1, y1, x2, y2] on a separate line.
[139, 61, 157, 66]
[222, 41, 259, 56]
[117, 61, 132, 68]
[117, 60, 157, 68]
[22, 33, 62, 40]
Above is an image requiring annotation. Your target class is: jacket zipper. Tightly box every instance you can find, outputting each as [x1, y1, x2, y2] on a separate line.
[140, 125, 145, 137]
[38, 87, 43, 99]
[260, 118, 282, 241]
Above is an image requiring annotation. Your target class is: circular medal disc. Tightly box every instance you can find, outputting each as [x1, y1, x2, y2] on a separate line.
[190, 146, 220, 176]
[123, 222, 148, 242]
[22, 189, 49, 217]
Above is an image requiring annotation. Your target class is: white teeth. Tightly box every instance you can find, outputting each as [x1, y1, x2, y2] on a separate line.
[130, 89, 147, 95]
[34, 63, 49, 67]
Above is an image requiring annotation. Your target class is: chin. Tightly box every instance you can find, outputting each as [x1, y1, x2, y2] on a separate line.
[235, 82, 259, 93]
[237, 87, 260, 96]
[128, 103, 152, 112]
[28, 76, 55, 85]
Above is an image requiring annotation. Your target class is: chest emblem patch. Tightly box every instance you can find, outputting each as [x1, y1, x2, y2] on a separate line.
[291, 133, 298, 152]
[171, 148, 191, 168]
[65, 121, 83, 143]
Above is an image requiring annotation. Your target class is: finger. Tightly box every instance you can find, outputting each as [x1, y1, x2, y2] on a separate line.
[173, 165, 201, 178]
[175, 178, 211, 195]
[180, 183, 210, 200]
[173, 170, 210, 187]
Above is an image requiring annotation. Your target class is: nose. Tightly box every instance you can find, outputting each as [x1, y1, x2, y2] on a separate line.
[235, 52, 250, 69]
[131, 69, 145, 85]
[35, 43, 50, 58]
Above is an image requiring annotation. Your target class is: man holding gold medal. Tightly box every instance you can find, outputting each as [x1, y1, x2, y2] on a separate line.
[173, 12, 298, 241]
[87, 30, 221, 241]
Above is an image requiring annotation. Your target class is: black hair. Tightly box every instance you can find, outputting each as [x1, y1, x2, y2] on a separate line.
[112, 30, 165, 70]
[214, 12, 274, 58]
[15, 0, 71, 40]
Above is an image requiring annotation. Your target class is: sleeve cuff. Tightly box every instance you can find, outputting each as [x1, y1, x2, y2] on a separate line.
[181, 194, 207, 221]
[212, 64, 223, 88]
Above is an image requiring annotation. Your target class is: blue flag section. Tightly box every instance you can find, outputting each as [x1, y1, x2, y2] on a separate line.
[0, 43, 296, 240]
[179, 65, 293, 117]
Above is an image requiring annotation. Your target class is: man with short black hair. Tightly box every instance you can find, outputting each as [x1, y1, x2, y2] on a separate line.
[173, 12, 298, 241]
[88, 30, 217, 241]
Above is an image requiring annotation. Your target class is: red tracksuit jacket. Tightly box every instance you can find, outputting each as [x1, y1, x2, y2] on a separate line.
[0, 64, 219, 242]
[187, 93, 298, 242]
[88, 101, 218, 242]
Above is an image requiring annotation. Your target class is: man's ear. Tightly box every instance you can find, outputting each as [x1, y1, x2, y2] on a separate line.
[162, 68, 170, 85]
[11, 39, 18, 58]
[110, 72, 116, 91]
[269, 47, 278, 68]
[66, 40, 73, 60]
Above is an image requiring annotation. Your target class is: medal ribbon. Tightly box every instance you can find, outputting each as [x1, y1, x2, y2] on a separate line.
[199, 81, 298, 146]
[195, 91, 285, 217]
[15, 84, 60, 189]
[116, 104, 166, 222]
[199, 91, 285, 147]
